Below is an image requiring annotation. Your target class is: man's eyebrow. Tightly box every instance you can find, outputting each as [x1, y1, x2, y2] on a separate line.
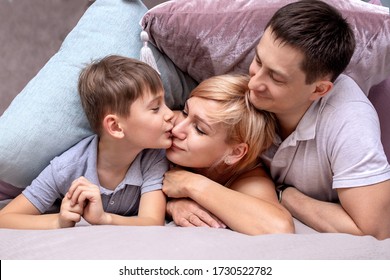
[255, 47, 289, 81]
[254, 47, 261, 61]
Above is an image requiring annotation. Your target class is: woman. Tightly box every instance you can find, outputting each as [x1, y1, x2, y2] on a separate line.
[164, 74, 294, 235]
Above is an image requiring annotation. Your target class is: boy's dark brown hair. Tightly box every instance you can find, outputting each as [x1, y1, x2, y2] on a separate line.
[78, 55, 164, 134]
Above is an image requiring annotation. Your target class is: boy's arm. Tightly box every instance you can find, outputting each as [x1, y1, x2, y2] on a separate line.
[0, 194, 82, 229]
[103, 190, 166, 226]
[68, 177, 166, 226]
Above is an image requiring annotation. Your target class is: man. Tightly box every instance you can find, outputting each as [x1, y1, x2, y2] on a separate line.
[246, 0, 390, 240]
[167, 0, 390, 239]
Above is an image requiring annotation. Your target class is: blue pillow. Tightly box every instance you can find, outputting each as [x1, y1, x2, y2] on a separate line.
[0, 0, 196, 188]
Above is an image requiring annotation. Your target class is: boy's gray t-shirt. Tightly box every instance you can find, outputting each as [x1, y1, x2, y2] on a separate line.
[23, 135, 169, 215]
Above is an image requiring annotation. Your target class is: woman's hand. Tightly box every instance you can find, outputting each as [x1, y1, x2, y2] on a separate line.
[163, 168, 193, 198]
[167, 198, 226, 228]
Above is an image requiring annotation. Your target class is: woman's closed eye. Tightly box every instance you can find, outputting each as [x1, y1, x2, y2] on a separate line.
[194, 124, 206, 135]
[181, 109, 206, 135]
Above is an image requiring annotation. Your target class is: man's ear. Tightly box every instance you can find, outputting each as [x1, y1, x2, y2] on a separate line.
[225, 143, 248, 165]
[309, 80, 333, 101]
[102, 114, 124, 138]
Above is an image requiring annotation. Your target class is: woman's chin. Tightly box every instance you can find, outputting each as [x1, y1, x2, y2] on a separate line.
[166, 150, 184, 165]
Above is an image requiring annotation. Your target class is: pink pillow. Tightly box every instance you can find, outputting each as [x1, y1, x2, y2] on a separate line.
[141, 0, 390, 94]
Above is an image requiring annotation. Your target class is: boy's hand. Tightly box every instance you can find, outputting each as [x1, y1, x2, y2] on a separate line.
[59, 194, 83, 228]
[68, 176, 108, 225]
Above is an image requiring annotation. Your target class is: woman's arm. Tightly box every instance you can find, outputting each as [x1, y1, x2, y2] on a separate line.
[163, 167, 294, 235]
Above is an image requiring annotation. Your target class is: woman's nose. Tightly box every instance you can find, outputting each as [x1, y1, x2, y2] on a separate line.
[171, 118, 187, 140]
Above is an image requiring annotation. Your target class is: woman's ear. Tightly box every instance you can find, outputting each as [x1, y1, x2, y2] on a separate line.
[102, 114, 124, 138]
[225, 143, 248, 165]
[309, 80, 333, 101]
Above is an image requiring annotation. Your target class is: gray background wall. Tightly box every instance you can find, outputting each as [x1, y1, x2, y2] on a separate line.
[0, 0, 166, 116]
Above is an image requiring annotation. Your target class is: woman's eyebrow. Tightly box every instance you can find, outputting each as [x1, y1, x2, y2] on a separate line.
[194, 115, 213, 131]
[186, 100, 213, 131]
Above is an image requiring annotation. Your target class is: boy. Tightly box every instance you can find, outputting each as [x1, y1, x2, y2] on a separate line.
[0, 55, 174, 229]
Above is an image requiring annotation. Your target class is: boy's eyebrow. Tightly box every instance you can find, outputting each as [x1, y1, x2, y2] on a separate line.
[146, 93, 163, 106]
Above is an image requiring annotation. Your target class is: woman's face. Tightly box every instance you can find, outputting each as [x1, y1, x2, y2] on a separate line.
[166, 97, 232, 169]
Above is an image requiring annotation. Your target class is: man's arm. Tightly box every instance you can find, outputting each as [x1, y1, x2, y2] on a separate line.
[281, 180, 390, 240]
[338, 180, 390, 240]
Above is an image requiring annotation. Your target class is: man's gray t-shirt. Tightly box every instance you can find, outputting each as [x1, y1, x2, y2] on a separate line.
[23, 135, 169, 215]
[262, 74, 390, 202]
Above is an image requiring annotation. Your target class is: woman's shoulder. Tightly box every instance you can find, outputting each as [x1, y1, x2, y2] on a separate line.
[236, 166, 268, 179]
[228, 166, 270, 187]
[229, 166, 275, 195]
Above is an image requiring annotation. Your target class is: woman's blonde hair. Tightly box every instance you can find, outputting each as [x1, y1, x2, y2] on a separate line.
[190, 74, 277, 178]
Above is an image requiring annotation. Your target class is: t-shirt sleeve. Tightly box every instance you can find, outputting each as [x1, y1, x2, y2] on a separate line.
[22, 158, 64, 213]
[325, 101, 390, 188]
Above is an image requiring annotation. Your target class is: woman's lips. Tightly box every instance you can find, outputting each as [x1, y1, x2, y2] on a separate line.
[170, 142, 184, 151]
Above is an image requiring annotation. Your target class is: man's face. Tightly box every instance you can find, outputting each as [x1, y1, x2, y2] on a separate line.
[248, 27, 317, 119]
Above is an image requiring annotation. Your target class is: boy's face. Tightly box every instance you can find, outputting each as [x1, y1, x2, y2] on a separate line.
[248, 27, 317, 119]
[120, 90, 174, 149]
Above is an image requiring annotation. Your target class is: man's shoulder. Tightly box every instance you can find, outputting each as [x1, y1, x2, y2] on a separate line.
[329, 74, 369, 102]
[322, 74, 374, 113]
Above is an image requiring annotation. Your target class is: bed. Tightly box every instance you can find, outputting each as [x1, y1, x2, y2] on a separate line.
[1, 0, 390, 262]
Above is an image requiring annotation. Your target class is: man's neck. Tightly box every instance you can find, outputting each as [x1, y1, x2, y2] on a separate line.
[276, 106, 311, 140]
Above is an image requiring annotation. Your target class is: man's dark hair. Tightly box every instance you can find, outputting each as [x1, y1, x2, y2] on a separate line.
[266, 0, 356, 83]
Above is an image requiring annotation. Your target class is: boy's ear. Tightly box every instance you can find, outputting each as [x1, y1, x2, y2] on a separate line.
[102, 114, 124, 138]
[310, 80, 333, 101]
[225, 143, 248, 165]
